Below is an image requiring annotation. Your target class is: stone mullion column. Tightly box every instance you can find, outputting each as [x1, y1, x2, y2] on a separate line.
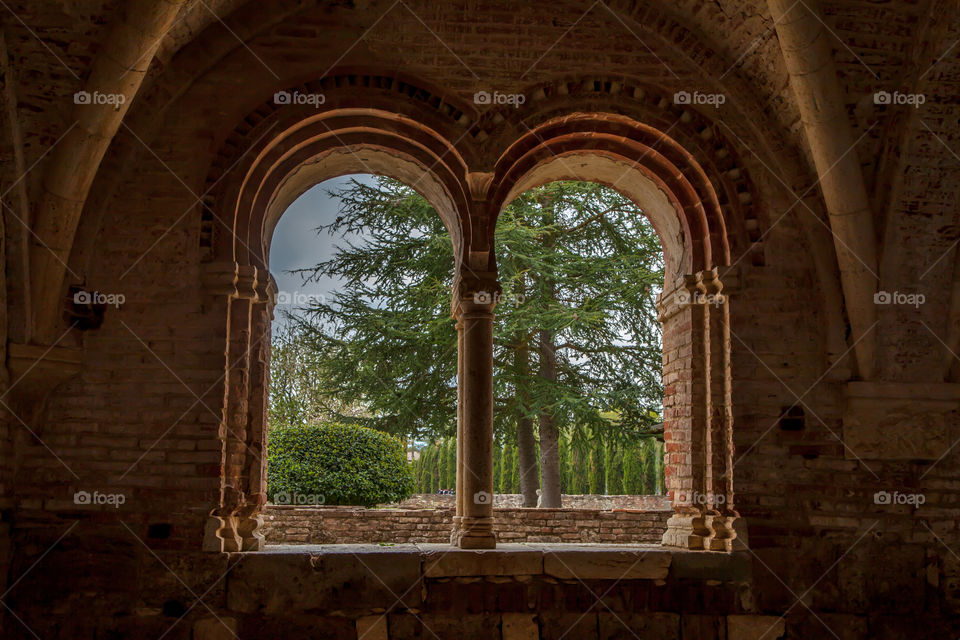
[660, 276, 712, 549]
[708, 270, 740, 550]
[200, 262, 237, 552]
[450, 318, 465, 544]
[701, 276, 721, 547]
[237, 275, 275, 551]
[451, 273, 499, 549]
[205, 265, 257, 552]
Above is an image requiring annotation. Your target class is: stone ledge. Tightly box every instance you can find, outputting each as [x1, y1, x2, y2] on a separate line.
[543, 547, 672, 580]
[244, 543, 748, 583]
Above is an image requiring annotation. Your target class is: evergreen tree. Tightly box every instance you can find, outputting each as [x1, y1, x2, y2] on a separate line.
[623, 445, 644, 494]
[493, 442, 502, 493]
[444, 438, 457, 489]
[437, 439, 448, 492]
[499, 444, 516, 494]
[278, 177, 664, 506]
[589, 438, 605, 494]
[604, 442, 623, 495]
[558, 435, 570, 494]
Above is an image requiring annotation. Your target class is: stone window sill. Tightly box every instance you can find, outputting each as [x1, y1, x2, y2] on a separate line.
[240, 543, 750, 581]
[225, 544, 752, 617]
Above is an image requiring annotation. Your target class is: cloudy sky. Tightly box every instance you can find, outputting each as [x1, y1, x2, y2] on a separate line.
[268, 174, 373, 326]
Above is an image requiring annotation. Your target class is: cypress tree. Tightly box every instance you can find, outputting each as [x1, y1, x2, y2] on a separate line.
[605, 442, 624, 495]
[558, 435, 569, 494]
[444, 438, 456, 489]
[589, 440, 605, 494]
[623, 445, 643, 494]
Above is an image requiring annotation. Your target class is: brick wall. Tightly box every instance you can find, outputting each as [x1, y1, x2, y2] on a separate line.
[5, 2, 960, 638]
[389, 493, 670, 510]
[261, 505, 671, 545]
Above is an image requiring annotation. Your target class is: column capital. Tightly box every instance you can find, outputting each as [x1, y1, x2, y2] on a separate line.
[254, 273, 278, 310]
[200, 261, 238, 298]
[235, 265, 259, 300]
[658, 268, 733, 321]
[451, 269, 501, 318]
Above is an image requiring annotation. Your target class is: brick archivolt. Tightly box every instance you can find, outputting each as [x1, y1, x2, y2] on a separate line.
[205, 76, 758, 283]
[193, 72, 749, 550]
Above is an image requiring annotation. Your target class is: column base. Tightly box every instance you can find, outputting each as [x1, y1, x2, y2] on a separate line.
[450, 515, 462, 545]
[661, 512, 712, 550]
[238, 514, 265, 551]
[453, 516, 496, 549]
[203, 514, 241, 552]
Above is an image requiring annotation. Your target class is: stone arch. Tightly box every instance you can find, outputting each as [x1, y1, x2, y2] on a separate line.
[470, 78, 764, 268]
[199, 87, 475, 552]
[481, 114, 742, 550]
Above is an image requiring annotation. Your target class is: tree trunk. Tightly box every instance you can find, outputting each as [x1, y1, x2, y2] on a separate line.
[516, 412, 539, 507]
[538, 328, 562, 507]
[515, 312, 539, 507]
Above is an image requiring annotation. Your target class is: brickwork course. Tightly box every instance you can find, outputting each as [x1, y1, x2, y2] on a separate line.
[1, 0, 960, 638]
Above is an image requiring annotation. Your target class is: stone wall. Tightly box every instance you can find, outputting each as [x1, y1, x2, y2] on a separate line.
[388, 493, 671, 510]
[262, 505, 671, 545]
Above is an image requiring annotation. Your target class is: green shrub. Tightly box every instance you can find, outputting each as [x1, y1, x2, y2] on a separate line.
[267, 422, 414, 507]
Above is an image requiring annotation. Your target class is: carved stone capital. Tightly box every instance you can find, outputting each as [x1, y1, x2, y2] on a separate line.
[658, 271, 727, 321]
[200, 261, 239, 298]
[699, 267, 723, 296]
[255, 274, 278, 309]
[451, 270, 500, 318]
[465, 172, 494, 201]
[235, 265, 259, 301]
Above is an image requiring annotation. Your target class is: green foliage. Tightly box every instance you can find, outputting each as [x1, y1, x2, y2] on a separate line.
[623, 444, 645, 494]
[272, 176, 666, 501]
[558, 436, 570, 493]
[500, 443, 519, 493]
[268, 422, 414, 507]
[408, 432, 663, 496]
[589, 437, 605, 494]
[605, 445, 624, 495]
[277, 177, 664, 444]
[411, 437, 459, 492]
[444, 439, 457, 488]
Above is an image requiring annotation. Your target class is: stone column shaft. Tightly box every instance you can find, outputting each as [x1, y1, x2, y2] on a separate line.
[450, 274, 499, 549]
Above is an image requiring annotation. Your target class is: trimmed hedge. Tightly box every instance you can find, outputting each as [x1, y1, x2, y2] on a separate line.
[267, 422, 414, 507]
